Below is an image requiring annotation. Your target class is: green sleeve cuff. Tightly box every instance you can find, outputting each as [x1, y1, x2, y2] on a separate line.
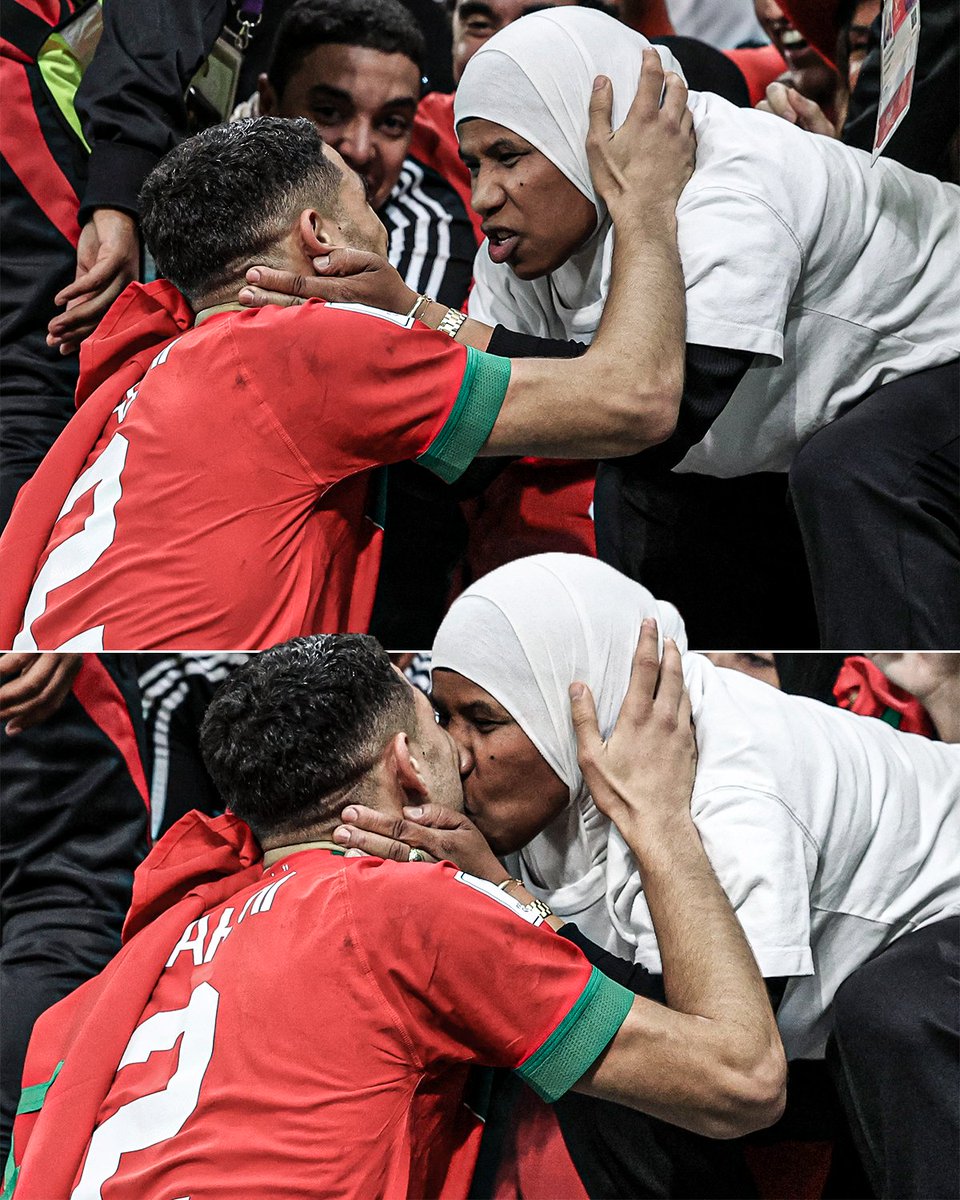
[416, 346, 511, 483]
[2, 1061, 64, 1200]
[515, 967, 634, 1103]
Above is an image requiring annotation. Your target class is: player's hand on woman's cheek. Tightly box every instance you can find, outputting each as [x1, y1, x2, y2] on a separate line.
[333, 803, 511, 883]
[587, 50, 696, 223]
[237, 249, 417, 315]
[569, 619, 698, 849]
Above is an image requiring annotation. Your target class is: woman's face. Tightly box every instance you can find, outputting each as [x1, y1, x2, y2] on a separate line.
[431, 669, 569, 855]
[458, 118, 597, 280]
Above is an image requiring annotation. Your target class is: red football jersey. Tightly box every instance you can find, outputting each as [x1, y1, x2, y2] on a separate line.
[63, 850, 631, 1200]
[10, 300, 510, 650]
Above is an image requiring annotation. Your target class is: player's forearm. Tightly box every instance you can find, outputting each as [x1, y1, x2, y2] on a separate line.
[488, 211, 685, 458]
[587, 209, 686, 440]
[629, 815, 785, 1113]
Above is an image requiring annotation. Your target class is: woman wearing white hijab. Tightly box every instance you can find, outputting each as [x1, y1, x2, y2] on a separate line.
[429, 552, 959, 1040]
[421, 552, 960, 1196]
[454, 7, 960, 649]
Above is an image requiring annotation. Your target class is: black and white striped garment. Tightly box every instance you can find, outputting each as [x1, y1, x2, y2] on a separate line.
[381, 155, 476, 310]
[137, 654, 249, 840]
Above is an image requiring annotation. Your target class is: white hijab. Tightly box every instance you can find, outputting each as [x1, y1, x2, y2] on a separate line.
[455, 8, 686, 342]
[431, 553, 690, 950]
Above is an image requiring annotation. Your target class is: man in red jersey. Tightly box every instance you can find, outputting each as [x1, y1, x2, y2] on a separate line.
[0, 76, 692, 650]
[5, 633, 784, 1199]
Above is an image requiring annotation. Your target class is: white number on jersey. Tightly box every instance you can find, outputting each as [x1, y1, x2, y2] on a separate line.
[70, 982, 220, 1199]
[13, 432, 129, 652]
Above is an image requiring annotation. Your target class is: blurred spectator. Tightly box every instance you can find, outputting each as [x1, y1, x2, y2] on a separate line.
[759, 0, 958, 181]
[836, 653, 960, 742]
[834, 0, 881, 92]
[867, 653, 960, 743]
[138, 654, 248, 839]
[0, 652, 148, 1161]
[706, 651, 781, 687]
[842, 0, 958, 181]
[755, 0, 840, 115]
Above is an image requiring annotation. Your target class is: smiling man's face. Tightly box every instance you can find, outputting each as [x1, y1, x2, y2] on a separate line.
[261, 42, 420, 211]
[450, 0, 576, 84]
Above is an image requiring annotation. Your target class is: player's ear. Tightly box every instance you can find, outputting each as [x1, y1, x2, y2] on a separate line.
[391, 733, 430, 801]
[298, 208, 343, 260]
[258, 73, 279, 116]
[297, 209, 330, 259]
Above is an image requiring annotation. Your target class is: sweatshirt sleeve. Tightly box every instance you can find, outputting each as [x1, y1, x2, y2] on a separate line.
[75, 0, 230, 222]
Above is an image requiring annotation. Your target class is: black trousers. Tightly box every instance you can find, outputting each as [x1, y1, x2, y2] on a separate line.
[790, 360, 960, 648]
[827, 918, 960, 1199]
[0, 655, 148, 1162]
[594, 467, 819, 648]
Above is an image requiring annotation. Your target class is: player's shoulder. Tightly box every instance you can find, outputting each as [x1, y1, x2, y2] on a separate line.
[319, 301, 416, 331]
[217, 300, 416, 360]
[344, 857, 547, 927]
[343, 855, 459, 900]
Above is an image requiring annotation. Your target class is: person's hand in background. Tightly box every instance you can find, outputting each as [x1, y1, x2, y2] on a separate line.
[0, 653, 83, 735]
[47, 209, 140, 355]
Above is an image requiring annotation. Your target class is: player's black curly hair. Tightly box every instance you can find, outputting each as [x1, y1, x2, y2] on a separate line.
[139, 116, 340, 305]
[268, 0, 426, 98]
[200, 635, 417, 843]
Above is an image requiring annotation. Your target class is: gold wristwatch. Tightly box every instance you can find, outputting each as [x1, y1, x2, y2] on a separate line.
[437, 307, 468, 339]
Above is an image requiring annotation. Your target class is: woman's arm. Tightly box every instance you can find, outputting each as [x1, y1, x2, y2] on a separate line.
[237, 53, 695, 459]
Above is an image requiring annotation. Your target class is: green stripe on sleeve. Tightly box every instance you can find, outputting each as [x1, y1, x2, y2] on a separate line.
[2, 1061, 65, 1199]
[515, 967, 634, 1103]
[15, 1061, 63, 1116]
[416, 346, 511, 484]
